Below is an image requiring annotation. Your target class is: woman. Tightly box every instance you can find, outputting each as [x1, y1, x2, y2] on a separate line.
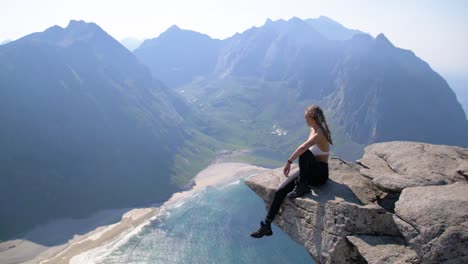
[250, 105, 333, 238]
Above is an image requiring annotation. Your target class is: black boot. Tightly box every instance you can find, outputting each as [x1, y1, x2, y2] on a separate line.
[287, 183, 310, 199]
[250, 221, 273, 238]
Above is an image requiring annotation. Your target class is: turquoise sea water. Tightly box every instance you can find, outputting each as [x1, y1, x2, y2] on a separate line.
[95, 179, 314, 264]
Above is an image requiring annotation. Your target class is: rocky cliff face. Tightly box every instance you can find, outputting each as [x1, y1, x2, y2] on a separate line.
[244, 141, 468, 264]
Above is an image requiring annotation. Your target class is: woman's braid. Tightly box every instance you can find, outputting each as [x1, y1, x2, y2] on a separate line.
[310, 105, 333, 145]
[319, 110, 333, 145]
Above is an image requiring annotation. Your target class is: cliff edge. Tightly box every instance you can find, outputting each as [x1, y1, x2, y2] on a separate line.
[244, 141, 468, 264]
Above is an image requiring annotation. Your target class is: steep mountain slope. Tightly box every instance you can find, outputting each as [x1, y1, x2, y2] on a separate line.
[324, 33, 468, 145]
[0, 20, 209, 240]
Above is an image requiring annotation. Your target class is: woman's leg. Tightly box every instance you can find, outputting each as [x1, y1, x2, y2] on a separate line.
[251, 173, 299, 238]
[297, 150, 321, 186]
[287, 150, 321, 198]
[265, 172, 298, 224]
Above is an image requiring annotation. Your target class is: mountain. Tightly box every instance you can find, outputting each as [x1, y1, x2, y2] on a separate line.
[0, 20, 213, 240]
[172, 18, 360, 159]
[305, 16, 365, 40]
[1, 39, 11, 45]
[120, 37, 143, 51]
[135, 16, 468, 161]
[134, 16, 364, 90]
[214, 17, 331, 84]
[134, 25, 223, 88]
[324, 33, 468, 145]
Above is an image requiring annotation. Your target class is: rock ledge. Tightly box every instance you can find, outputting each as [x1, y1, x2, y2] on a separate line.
[244, 141, 468, 264]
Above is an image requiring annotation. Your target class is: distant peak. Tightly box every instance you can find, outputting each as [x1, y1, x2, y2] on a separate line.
[263, 18, 286, 26]
[68, 20, 87, 26]
[138, 24, 215, 50]
[65, 19, 101, 33]
[317, 16, 340, 24]
[288, 16, 303, 23]
[66, 20, 95, 29]
[160, 25, 188, 36]
[45, 25, 63, 32]
[160, 25, 210, 38]
[167, 25, 181, 31]
[311, 16, 346, 28]
[376, 33, 394, 47]
[376, 33, 387, 40]
[261, 17, 309, 27]
[290, 17, 314, 26]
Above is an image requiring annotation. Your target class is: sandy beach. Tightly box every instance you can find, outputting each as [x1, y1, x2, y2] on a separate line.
[0, 162, 268, 264]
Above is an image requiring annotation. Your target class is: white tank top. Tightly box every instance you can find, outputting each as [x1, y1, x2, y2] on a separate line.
[309, 144, 329, 156]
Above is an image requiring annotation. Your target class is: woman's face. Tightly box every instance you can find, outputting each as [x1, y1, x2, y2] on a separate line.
[304, 112, 315, 127]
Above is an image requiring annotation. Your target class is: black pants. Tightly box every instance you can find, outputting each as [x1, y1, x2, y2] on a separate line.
[265, 150, 328, 223]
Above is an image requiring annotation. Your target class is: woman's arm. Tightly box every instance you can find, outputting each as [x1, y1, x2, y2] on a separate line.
[283, 129, 318, 177]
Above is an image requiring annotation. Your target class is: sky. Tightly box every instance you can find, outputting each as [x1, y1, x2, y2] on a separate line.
[1, 0, 467, 79]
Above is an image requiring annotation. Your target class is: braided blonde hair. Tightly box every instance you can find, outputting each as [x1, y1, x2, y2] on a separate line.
[305, 105, 333, 145]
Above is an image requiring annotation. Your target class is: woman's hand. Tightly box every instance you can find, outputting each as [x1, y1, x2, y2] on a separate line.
[283, 162, 291, 177]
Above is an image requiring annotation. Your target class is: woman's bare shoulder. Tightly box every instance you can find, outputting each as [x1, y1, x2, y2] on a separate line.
[317, 130, 329, 146]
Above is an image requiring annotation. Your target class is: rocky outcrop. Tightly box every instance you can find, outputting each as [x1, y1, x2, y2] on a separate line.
[357, 142, 467, 192]
[394, 183, 468, 263]
[244, 141, 468, 263]
[346, 235, 420, 264]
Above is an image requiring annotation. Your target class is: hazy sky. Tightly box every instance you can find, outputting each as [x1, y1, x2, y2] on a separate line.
[1, 0, 467, 78]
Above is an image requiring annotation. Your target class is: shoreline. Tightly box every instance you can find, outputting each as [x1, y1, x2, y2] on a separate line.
[0, 162, 268, 264]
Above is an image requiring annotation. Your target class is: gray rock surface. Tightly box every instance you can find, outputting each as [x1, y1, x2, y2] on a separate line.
[394, 183, 468, 264]
[357, 141, 467, 192]
[244, 141, 467, 263]
[347, 235, 420, 264]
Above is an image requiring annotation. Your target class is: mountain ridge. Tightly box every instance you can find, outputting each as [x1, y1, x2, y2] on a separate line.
[134, 16, 467, 150]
